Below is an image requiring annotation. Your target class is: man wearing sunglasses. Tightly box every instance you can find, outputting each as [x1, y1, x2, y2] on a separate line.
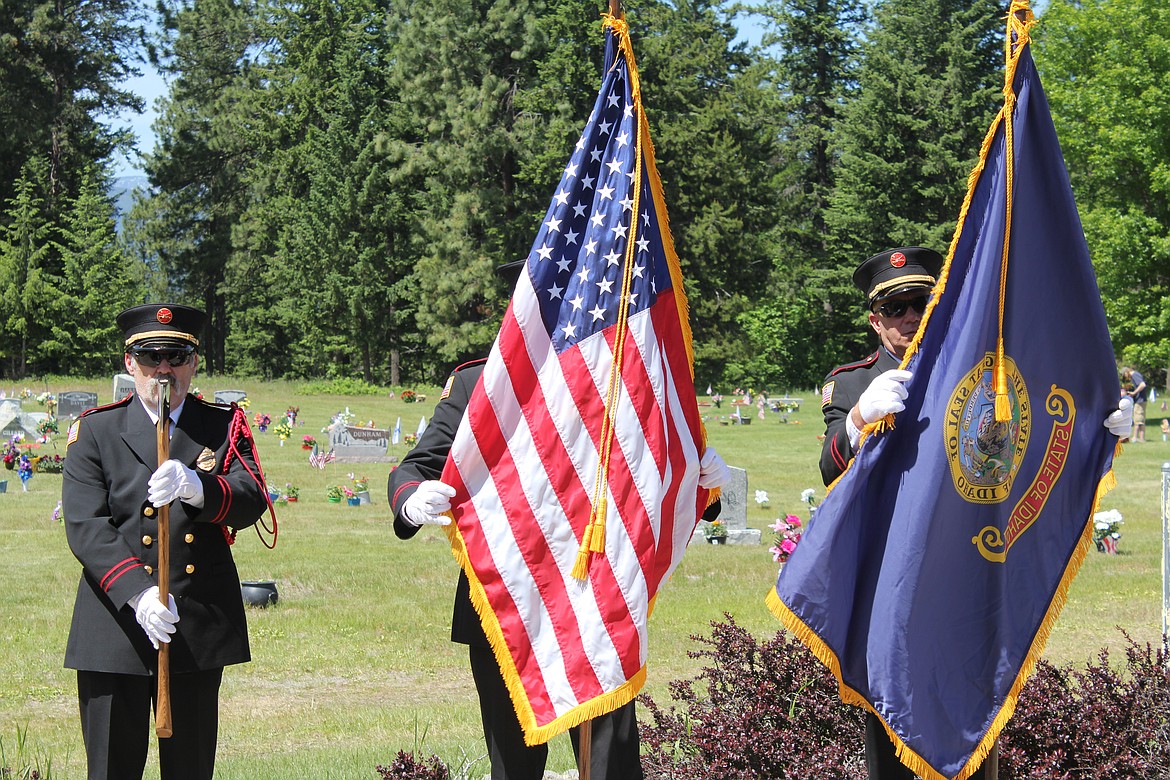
[817, 249, 1133, 779]
[62, 303, 271, 780]
[819, 247, 944, 487]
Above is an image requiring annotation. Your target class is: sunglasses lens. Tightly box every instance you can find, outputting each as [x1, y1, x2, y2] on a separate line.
[879, 296, 929, 317]
[134, 350, 192, 367]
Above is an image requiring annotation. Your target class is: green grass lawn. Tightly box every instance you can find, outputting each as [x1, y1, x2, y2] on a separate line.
[1, 377, 1165, 779]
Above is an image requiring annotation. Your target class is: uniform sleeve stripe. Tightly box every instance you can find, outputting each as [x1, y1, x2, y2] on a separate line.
[101, 558, 144, 592]
[392, 481, 420, 508]
[211, 475, 232, 524]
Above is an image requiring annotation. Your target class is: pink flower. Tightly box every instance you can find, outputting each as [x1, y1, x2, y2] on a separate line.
[785, 514, 802, 528]
[769, 545, 785, 562]
[780, 538, 798, 554]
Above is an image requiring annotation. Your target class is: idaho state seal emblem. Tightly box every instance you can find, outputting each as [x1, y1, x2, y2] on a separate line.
[944, 352, 1030, 504]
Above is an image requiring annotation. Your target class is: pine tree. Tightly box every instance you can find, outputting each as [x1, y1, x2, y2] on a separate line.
[0, 164, 55, 377]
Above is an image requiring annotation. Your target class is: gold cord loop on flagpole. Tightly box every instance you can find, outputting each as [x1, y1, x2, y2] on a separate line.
[573, 18, 644, 581]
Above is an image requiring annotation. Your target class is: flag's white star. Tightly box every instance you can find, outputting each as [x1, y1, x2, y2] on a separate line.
[619, 196, 634, 212]
[568, 294, 584, 311]
[632, 263, 645, 278]
[606, 159, 624, 176]
[584, 238, 598, 255]
[607, 94, 620, 108]
[544, 216, 562, 233]
[557, 256, 572, 274]
[590, 212, 605, 228]
[564, 228, 579, 245]
[623, 104, 634, 119]
[564, 162, 578, 178]
[615, 131, 630, 148]
[611, 222, 628, 239]
[590, 148, 603, 162]
[604, 249, 621, 266]
[636, 236, 650, 253]
[576, 266, 591, 284]
[573, 201, 588, 218]
[597, 184, 615, 201]
[582, 174, 596, 189]
[562, 321, 577, 339]
[599, 120, 613, 135]
[547, 282, 564, 300]
[535, 244, 554, 261]
[597, 277, 615, 295]
[553, 190, 570, 206]
[589, 303, 607, 322]
[627, 292, 639, 308]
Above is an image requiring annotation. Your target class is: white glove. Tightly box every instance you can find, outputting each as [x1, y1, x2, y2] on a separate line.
[402, 480, 455, 527]
[857, 369, 913, 425]
[1104, 397, 1133, 438]
[129, 585, 179, 650]
[698, 447, 731, 489]
[149, 459, 205, 508]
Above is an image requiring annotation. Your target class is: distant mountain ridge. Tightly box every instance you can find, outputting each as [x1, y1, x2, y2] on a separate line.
[110, 175, 149, 232]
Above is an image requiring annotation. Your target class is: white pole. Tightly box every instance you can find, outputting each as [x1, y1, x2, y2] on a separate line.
[1161, 462, 1170, 641]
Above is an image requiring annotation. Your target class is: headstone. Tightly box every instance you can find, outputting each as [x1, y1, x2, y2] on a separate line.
[112, 373, 135, 402]
[712, 466, 761, 546]
[330, 424, 391, 462]
[214, 389, 248, 405]
[58, 391, 99, 420]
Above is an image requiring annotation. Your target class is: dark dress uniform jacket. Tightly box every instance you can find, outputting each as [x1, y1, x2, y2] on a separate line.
[388, 360, 488, 647]
[63, 394, 268, 675]
[819, 348, 900, 486]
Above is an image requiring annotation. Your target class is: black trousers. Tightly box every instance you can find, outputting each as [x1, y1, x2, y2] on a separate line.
[469, 644, 643, 780]
[77, 668, 223, 780]
[865, 712, 987, 780]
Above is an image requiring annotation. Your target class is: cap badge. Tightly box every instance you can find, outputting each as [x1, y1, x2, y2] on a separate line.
[890, 252, 907, 268]
[157, 307, 173, 324]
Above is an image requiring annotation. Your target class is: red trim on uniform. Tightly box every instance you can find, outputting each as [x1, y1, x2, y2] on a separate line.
[78, 396, 134, 419]
[830, 434, 849, 471]
[101, 558, 144, 592]
[827, 351, 880, 378]
[451, 357, 488, 373]
[212, 475, 232, 524]
[392, 481, 421, 507]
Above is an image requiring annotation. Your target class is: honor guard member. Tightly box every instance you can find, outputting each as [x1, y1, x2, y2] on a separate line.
[63, 303, 273, 780]
[817, 251, 1133, 779]
[387, 261, 732, 780]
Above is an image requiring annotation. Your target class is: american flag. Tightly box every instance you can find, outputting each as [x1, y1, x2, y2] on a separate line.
[439, 14, 715, 745]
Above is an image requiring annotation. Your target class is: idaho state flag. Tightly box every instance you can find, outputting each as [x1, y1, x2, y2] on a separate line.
[767, 4, 1122, 779]
[439, 13, 714, 745]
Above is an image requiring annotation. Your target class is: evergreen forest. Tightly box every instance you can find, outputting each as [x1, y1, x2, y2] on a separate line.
[1, 0, 1167, 389]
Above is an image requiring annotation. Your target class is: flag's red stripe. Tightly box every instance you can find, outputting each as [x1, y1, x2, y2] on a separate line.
[445, 478, 559, 723]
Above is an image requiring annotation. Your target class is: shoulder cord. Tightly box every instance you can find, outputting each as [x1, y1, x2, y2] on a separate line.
[222, 404, 279, 549]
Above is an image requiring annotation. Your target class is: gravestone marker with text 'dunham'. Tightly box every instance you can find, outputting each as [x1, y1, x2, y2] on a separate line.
[330, 424, 391, 462]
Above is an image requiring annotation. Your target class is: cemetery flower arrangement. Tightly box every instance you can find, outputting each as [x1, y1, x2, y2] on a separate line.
[326, 485, 345, 501]
[34, 454, 65, 473]
[273, 420, 293, 440]
[191, 386, 204, 400]
[19, 388, 32, 399]
[2, 436, 19, 469]
[36, 391, 54, 406]
[403, 433, 418, 445]
[400, 389, 418, 403]
[1092, 509, 1123, 553]
[253, 412, 272, 429]
[754, 489, 770, 508]
[703, 519, 728, 539]
[349, 473, 369, 493]
[769, 514, 804, 563]
[284, 483, 300, 500]
[302, 434, 317, 450]
[36, 417, 59, 437]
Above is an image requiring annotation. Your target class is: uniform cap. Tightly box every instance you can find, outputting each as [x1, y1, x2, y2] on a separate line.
[117, 304, 206, 350]
[853, 247, 944, 308]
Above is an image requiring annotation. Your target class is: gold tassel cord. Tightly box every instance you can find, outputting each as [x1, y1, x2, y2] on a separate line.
[573, 14, 642, 581]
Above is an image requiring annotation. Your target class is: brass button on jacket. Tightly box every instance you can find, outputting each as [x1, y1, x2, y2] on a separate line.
[142, 535, 153, 546]
[184, 533, 195, 544]
[144, 565, 154, 575]
[185, 564, 196, 574]
[143, 506, 155, 517]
